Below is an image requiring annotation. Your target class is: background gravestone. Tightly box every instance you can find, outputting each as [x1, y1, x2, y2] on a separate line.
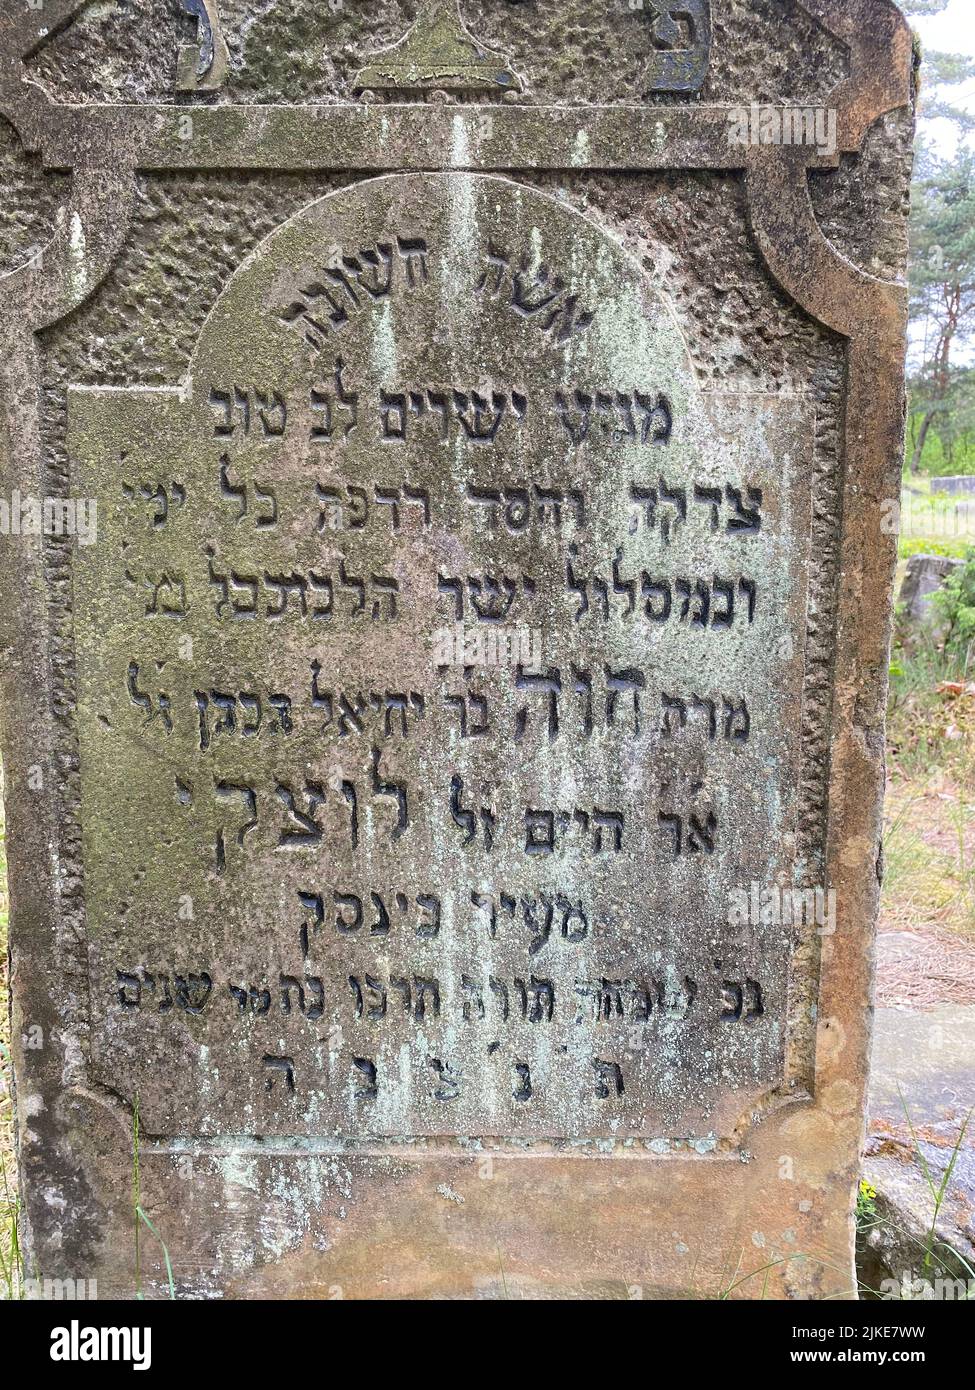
[0, 1, 913, 1299]
[898, 552, 961, 629]
[935, 477, 975, 498]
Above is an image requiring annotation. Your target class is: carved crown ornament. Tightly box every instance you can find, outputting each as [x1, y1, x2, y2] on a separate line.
[349, 0, 712, 98]
[0, 0, 912, 343]
[175, 0, 712, 99]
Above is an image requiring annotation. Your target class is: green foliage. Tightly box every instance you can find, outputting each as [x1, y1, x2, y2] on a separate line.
[887, 587, 975, 787]
[910, 146, 975, 297]
[906, 393, 975, 475]
[932, 545, 975, 659]
[909, 148, 975, 348]
[906, 132, 975, 473]
[906, 2, 975, 130]
[917, 53, 975, 130]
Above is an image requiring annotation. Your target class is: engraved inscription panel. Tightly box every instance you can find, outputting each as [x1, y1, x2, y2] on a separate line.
[69, 174, 814, 1140]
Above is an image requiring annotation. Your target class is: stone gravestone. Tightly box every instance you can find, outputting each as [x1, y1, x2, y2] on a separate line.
[0, 1, 913, 1299]
[935, 477, 975, 499]
[898, 552, 961, 627]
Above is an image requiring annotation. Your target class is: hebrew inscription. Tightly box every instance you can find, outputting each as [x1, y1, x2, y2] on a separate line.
[69, 174, 814, 1140]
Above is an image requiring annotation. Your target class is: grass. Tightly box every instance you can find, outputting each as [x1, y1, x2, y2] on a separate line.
[885, 608, 975, 941]
[863, 575, 975, 1297]
[901, 1099, 973, 1282]
[856, 1105, 975, 1300]
[883, 782, 975, 937]
[897, 474, 975, 562]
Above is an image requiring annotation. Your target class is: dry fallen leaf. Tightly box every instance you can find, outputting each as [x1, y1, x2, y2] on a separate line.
[936, 680, 975, 698]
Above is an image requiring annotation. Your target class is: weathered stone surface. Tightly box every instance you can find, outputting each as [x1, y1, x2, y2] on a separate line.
[69, 173, 814, 1143]
[0, 2, 914, 1299]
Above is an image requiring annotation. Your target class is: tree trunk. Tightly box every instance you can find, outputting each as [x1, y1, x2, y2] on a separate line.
[910, 410, 936, 474]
